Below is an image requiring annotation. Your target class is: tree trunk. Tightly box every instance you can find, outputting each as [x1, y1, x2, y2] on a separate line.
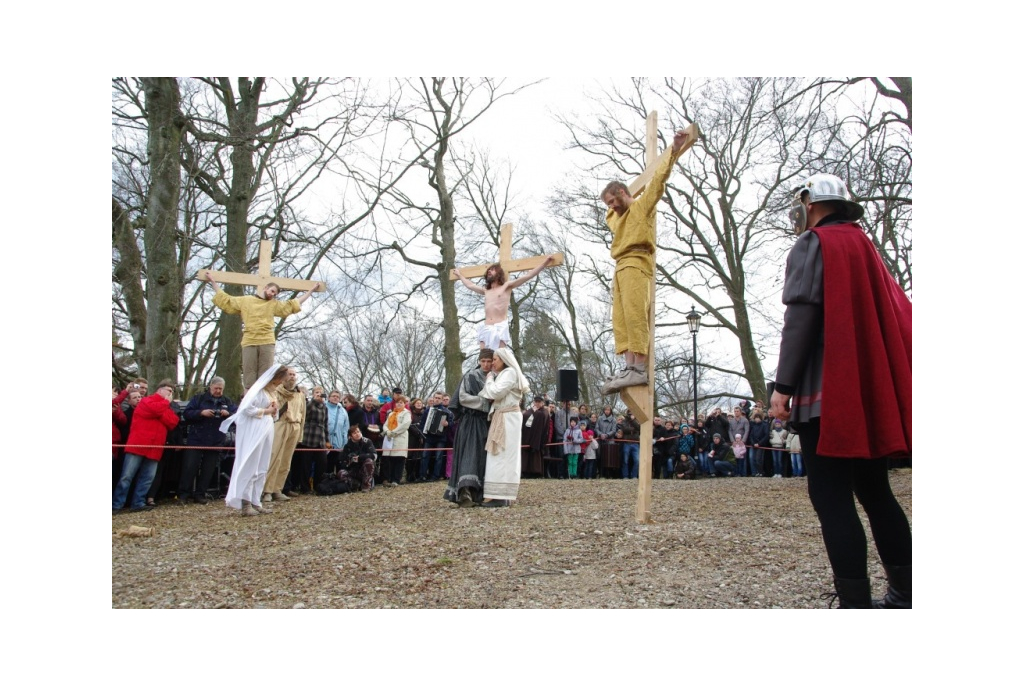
[140, 77, 184, 386]
[112, 198, 147, 375]
[434, 144, 463, 394]
[215, 78, 262, 399]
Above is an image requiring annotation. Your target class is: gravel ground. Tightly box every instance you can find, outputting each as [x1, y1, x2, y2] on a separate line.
[111, 469, 911, 609]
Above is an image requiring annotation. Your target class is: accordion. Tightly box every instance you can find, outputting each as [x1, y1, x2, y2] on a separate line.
[422, 406, 446, 435]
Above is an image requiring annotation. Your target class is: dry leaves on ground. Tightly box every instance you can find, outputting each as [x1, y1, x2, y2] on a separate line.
[112, 469, 911, 609]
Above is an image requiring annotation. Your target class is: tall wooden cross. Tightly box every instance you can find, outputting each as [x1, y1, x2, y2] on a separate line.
[619, 114, 700, 524]
[448, 223, 564, 282]
[196, 240, 326, 293]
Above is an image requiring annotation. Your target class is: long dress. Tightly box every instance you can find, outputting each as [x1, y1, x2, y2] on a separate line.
[478, 367, 524, 501]
[223, 389, 275, 509]
[444, 367, 491, 504]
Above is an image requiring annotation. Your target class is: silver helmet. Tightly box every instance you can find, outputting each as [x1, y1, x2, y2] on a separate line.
[788, 173, 864, 235]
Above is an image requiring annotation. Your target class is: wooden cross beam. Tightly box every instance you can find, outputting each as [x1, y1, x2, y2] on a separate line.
[196, 240, 326, 292]
[448, 224, 564, 281]
[618, 115, 699, 524]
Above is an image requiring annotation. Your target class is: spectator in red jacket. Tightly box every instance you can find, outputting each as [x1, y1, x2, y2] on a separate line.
[112, 386, 128, 487]
[113, 380, 180, 513]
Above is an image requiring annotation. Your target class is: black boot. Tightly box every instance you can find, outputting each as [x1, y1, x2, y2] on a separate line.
[823, 577, 874, 609]
[874, 565, 911, 609]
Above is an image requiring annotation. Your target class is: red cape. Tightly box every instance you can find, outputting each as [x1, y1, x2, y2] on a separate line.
[813, 224, 912, 458]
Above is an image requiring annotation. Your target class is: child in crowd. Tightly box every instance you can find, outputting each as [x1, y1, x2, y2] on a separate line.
[563, 417, 585, 479]
[582, 425, 598, 479]
[787, 430, 804, 477]
[769, 419, 788, 478]
[674, 451, 696, 479]
[732, 433, 747, 476]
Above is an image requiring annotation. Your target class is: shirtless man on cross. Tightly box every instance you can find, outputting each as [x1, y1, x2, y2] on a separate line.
[454, 256, 554, 349]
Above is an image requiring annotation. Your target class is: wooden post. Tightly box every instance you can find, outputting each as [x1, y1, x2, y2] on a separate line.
[616, 115, 700, 524]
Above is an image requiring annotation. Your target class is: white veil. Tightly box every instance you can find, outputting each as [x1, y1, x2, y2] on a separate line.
[494, 347, 530, 397]
[220, 363, 283, 434]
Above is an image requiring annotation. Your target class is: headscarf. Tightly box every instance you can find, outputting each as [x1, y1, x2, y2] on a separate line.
[219, 363, 283, 434]
[494, 347, 529, 397]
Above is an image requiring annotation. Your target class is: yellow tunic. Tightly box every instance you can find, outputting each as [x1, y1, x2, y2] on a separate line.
[212, 291, 301, 347]
[606, 146, 683, 273]
[605, 147, 683, 355]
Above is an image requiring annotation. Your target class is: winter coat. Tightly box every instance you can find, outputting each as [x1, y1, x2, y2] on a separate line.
[563, 425, 585, 454]
[183, 391, 238, 447]
[769, 424, 789, 449]
[786, 431, 801, 454]
[383, 408, 412, 458]
[678, 431, 695, 457]
[595, 412, 618, 439]
[748, 419, 770, 449]
[124, 394, 180, 461]
[112, 389, 129, 458]
[728, 414, 750, 443]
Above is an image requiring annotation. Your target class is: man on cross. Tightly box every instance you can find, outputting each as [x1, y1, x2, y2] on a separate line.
[205, 274, 316, 389]
[600, 129, 691, 394]
[454, 256, 554, 350]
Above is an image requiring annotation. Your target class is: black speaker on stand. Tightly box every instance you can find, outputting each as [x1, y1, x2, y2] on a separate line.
[557, 369, 579, 402]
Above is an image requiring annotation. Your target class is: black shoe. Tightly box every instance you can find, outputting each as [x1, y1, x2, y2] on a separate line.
[194, 495, 210, 505]
[175, 497, 189, 506]
[481, 499, 509, 508]
[823, 577, 874, 609]
[130, 504, 156, 512]
[874, 565, 911, 609]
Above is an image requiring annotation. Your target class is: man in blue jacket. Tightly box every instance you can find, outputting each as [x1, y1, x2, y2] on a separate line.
[178, 377, 237, 504]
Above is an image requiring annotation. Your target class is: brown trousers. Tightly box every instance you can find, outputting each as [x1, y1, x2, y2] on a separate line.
[611, 264, 652, 355]
[242, 344, 276, 391]
[265, 421, 302, 494]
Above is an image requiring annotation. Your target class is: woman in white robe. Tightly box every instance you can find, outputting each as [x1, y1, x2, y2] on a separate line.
[478, 347, 529, 507]
[221, 364, 289, 515]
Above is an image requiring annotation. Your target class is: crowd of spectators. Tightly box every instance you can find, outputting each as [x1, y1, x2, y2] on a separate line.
[114, 375, 881, 513]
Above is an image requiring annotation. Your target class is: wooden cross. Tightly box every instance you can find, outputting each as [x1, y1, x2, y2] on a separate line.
[196, 240, 326, 292]
[618, 114, 699, 524]
[448, 223, 564, 282]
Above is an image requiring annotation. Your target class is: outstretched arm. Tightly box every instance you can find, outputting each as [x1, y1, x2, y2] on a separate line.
[296, 285, 318, 305]
[507, 255, 555, 289]
[453, 268, 487, 294]
[205, 272, 222, 293]
[636, 129, 691, 217]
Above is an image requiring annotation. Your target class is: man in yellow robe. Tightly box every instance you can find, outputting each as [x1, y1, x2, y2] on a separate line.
[600, 129, 690, 394]
[206, 274, 316, 389]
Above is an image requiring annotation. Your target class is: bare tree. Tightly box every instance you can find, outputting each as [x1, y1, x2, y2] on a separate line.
[363, 78, 540, 392]
[111, 77, 185, 386]
[113, 77, 418, 398]
[283, 294, 447, 403]
[812, 77, 912, 292]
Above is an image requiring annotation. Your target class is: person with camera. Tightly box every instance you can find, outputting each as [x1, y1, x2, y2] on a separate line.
[119, 378, 148, 412]
[177, 377, 238, 504]
[113, 380, 180, 513]
[340, 425, 377, 492]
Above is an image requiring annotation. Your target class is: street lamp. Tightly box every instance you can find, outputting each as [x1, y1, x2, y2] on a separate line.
[686, 306, 702, 427]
